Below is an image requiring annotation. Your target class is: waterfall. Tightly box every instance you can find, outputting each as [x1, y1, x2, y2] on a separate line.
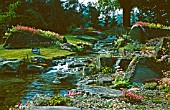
[96, 55, 101, 70]
[113, 58, 122, 68]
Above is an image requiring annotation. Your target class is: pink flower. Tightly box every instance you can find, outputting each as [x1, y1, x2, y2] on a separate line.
[76, 91, 82, 95]
[68, 91, 75, 96]
[150, 50, 155, 54]
[14, 103, 22, 109]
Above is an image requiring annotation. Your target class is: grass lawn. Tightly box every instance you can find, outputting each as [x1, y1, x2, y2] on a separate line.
[0, 34, 96, 59]
[0, 47, 75, 59]
[64, 34, 96, 45]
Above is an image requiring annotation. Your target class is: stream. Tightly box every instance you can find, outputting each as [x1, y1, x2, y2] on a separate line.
[0, 55, 97, 109]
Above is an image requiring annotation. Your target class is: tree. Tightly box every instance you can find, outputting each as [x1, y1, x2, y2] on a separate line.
[97, 0, 170, 27]
[135, 0, 170, 25]
[0, 1, 20, 43]
[118, 0, 133, 27]
[97, 0, 119, 28]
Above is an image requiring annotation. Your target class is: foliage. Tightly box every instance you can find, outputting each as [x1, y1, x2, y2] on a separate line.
[111, 75, 130, 89]
[49, 94, 72, 106]
[114, 38, 124, 49]
[23, 8, 48, 29]
[135, 0, 170, 25]
[102, 66, 113, 74]
[144, 82, 157, 90]
[124, 43, 135, 52]
[0, 1, 20, 42]
[150, 97, 163, 104]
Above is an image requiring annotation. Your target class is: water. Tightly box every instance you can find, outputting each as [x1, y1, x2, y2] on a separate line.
[0, 70, 75, 110]
[0, 56, 92, 109]
[0, 73, 39, 109]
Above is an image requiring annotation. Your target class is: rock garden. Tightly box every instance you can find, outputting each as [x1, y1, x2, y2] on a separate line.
[0, 21, 169, 110]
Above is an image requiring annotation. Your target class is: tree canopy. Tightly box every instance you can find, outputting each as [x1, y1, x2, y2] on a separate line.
[0, 0, 170, 43]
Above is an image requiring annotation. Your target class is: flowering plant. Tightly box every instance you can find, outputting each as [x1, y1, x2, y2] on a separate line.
[120, 90, 142, 103]
[9, 25, 62, 40]
[67, 91, 83, 96]
[133, 21, 168, 29]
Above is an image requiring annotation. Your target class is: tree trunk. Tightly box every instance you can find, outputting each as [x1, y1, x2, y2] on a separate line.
[122, 6, 132, 27]
[118, 0, 133, 27]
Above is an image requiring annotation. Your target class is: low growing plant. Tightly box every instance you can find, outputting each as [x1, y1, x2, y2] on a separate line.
[49, 94, 72, 106]
[102, 66, 113, 74]
[144, 82, 157, 90]
[110, 76, 130, 89]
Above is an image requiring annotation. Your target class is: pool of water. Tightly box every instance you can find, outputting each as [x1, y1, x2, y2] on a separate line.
[0, 72, 75, 110]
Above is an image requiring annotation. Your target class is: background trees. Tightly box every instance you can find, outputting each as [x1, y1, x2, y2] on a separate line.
[97, 0, 170, 27]
[0, 0, 170, 43]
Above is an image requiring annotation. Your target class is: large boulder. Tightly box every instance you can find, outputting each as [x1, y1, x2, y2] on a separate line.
[3, 31, 56, 48]
[129, 24, 170, 43]
[100, 57, 117, 67]
[0, 60, 21, 73]
[130, 57, 168, 83]
[76, 85, 122, 98]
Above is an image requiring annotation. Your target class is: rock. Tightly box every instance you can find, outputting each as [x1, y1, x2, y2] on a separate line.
[27, 64, 44, 73]
[0, 58, 7, 62]
[84, 67, 96, 76]
[77, 36, 97, 44]
[98, 77, 112, 84]
[77, 85, 122, 98]
[3, 31, 56, 48]
[129, 24, 170, 43]
[0, 60, 21, 73]
[76, 78, 96, 86]
[119, 58, 131, 71]
[130, 57, 165, 83]
[129, 24, 148, 43]
[29, 106, 80, 110]
[155, 37, 170, 59]
[31, 56, 46, 64]
[52, 77, 61, 84]
[100, 57, 117, 67]
[60, 43, 77, 51]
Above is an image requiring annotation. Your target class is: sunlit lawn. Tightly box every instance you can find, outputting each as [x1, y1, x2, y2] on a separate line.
[0, 46, 75, 59]
[0, 34, 97, 59]
[64, 34, 96, 45]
